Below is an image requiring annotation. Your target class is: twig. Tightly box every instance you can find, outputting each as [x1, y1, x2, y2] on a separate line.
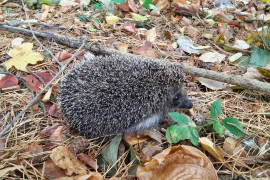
[20, 1, 63, 67]
[219, 44, 252, 55]
[1, 25, 270, 94]
[228, 11, 270, 51]
[26, 66, 46, 87]
[0, 21, 65, 28]
[0, 36, 88, 138]
[1, 65, 46, 112]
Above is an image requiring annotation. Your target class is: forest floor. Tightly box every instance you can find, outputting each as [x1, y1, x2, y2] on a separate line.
[0, 0, 270, 179]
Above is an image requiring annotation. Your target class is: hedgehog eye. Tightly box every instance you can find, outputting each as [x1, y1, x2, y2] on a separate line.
[173, 95, 179, 101]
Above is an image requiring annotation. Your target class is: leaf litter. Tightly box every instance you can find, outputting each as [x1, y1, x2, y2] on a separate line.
[0, 0, 270, 179]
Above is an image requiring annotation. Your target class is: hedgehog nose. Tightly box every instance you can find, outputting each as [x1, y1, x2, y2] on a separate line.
[185, 99, 193, 109]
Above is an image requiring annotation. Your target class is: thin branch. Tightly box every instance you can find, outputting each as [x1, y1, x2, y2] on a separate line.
[26, 66, 46, 87]
[0, 21, 65, 28]
[20, 1, 63, 67]
[0, 36, 88, 138]
[1, 25, 270, 94]
[228, 11, 270, 51]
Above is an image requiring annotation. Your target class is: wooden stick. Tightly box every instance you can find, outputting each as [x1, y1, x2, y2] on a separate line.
[1, 25, 270, 94]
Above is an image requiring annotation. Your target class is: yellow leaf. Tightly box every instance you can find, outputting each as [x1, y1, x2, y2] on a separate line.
[105, 15, 121, 25]
[199, 137, 224, 162]
[50, 146, 87, 175]
[2, 43, 44, 72]
[42, 87, 52, 102]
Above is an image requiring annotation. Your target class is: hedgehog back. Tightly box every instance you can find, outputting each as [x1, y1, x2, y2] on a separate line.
[59, 54, 183, 138]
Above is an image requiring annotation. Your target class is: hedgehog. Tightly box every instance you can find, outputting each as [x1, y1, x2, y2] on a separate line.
[58, 54, 193, 138]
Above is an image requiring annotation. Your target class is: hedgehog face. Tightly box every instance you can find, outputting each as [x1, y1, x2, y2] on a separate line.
[168, 85, 193, 110]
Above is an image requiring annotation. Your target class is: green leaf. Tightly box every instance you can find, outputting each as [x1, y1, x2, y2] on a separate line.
[89, 27, 97, 32]
[168, 112, 189, 125]
[213, 121, 225, 135]
[221, 118, 245, 137]
[188, 126, 199, 146]
[101, 135, 122, 173]
[210, 99, 222, 120]
[166, 125, 185, 143]
[249, 47, 270, 67]
[77, 15, 87, 22]
[94, 3, 103, 9]
[143, 0, 153, 9]
[235, 56, 250, 67]
[111, 0, 125, 3]
[91, 18, 99, 23]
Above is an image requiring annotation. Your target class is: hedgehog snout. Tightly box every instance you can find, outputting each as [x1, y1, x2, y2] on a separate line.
[177, 98, 193, 109]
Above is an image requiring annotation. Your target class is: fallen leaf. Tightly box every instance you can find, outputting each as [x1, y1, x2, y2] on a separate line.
[137, 130, 162, 144]
[131, 13, 147, 22]
[59, 0, 78, 7]
[132, 41, 158, 58]
[40, 4, 53, 21]
[199, 51, 226, 63]
[0, 38, 12, 48]
[198, 77, 227, 90]
[11, 37, 24, 47]
[145, 28, 157, 42]
[153, 0, 169, 10]
[75, 17, 84, 26]
[186, 25, 200, 38]
[0, 75, 18, 89]
[22, 143, 44, 163]
[22, 72, 53, 93]
[42, 87, 52, 102]
[101, 135, 122, 173]
[105, 15, 121, 25]
[50, 146, 88, 175]
[199, 137, 224, 161]
[77, 153, 98, 170]
[233, 40, 250, 50]
[177, 36, 200, 54]
[2, 43, 44, 72]
[55, 51, 72, 61]
[49, 126, 66, 144]
[229, 52, 243, 62]
[48, 104, 62, 118]
[36, 160, 66, 179]
[136, 145, 218, 180]
[117, 0, 138, 12]
[223, 137, 244, 156]
[69, 136, 89, 154]
[122, 22, 137, 34]
[40, 123, 63, 136]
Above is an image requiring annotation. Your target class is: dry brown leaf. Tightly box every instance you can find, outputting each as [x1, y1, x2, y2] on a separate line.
[124, 133, 148, 145]
[55, 51, 73, 61]
[48, 104, 62, 118]
[186, 25, 200, 38]
[50, 146, 88, 175]
[77, 153, 98, 170]
[36, 160, 66, 180]
[199, 137, 225, 162]
[145, 28, 157, 42]
[40, 4, 53, 21]
[132, 41, 158, 58]
[153, 0, 169, 10]
[49, 126, 66, 144]
[223, 137, 245, 156]
[136, 145, 218, 180]
[22, 72, 53, 93]
[0, 75, 18, 89]
[2, 43, 44, 72]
